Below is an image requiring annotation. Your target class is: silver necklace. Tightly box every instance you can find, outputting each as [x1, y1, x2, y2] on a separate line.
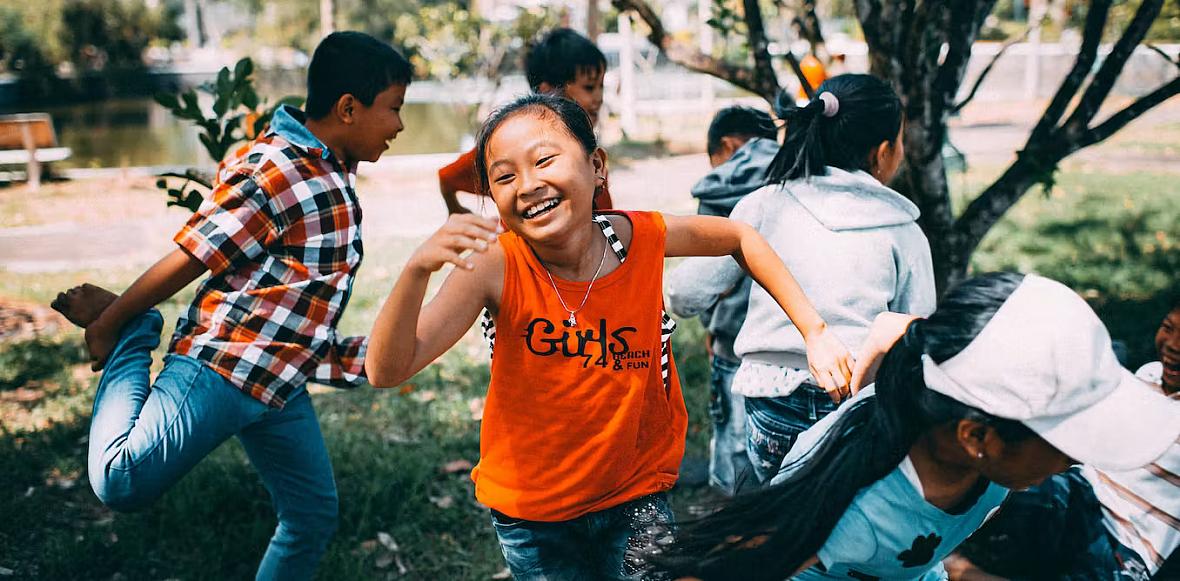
[541, 235, 610, 328]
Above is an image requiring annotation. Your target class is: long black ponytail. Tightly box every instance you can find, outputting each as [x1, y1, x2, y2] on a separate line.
[647, 273, 1034, 580]
[765, 73, 903, 183]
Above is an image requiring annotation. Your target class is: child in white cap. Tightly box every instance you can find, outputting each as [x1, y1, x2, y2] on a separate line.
[645, 272, 1180, 581]
[947, 293, 1180, 580]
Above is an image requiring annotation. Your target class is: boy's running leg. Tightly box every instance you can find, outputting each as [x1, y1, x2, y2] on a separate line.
[239, 390, 338, 581]
[55, 286, 263, 510]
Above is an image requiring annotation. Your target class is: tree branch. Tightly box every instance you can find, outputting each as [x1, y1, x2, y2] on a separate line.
[158, 170, 212, 190]
[1145, 43, 1180, 70]
[935, 0, 996, 119]
[783, 50, 814, 98]
[1082, 76, 1180, 146]
[742, 0, 780, 96]
[1028, 0, 1112, 142]
[952, 25, 1035, 114]
[611, 0, 778, 103]
[780, 0, 828, 61]
[1063, 0, 1163, 133]
[855, 0, 907, 81]
[955, 1, 1179, 262]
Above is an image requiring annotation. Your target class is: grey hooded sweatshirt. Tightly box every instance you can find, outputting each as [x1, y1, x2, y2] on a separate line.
[688, 137, 779, 362]
[667, 166, 936, 395]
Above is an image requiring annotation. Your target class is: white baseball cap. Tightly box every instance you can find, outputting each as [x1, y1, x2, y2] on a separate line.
[921, 274, 1180, 471]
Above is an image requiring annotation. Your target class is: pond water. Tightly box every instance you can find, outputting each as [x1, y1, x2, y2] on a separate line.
[28, 98, 477, 169]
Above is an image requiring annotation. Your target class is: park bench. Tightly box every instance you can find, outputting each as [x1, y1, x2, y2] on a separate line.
[0, 113, 72, 190]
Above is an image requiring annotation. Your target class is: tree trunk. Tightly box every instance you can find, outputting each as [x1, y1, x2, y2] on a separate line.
[857, 0, 998, 293]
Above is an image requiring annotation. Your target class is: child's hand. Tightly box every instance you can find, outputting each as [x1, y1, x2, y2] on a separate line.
[84, 318, 119, 371]
[850, 312, 919, 392]
[408, 215, 499, 273]
[805, 326, 854, 403]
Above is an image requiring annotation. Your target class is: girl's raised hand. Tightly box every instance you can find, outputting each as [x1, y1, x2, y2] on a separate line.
[850, 312, 919, 392]
[805, 327, 855, 403]
[408, 214, 500, 273]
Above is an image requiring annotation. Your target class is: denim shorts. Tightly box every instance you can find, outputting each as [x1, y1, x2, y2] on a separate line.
[490, 493, 674, 580]
[744, 386, 837, 484]
[707, 357, 752, 495]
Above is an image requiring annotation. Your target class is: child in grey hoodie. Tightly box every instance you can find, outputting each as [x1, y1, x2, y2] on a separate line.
[668, 74, 936, 484]
[681, 106, 779, 495]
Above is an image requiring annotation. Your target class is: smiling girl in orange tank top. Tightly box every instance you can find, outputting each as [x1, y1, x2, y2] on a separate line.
[366, 94, 853, 580]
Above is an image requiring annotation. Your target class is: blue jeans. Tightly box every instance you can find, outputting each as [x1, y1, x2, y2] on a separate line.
[744, 386, 837, 484]
[957, 469, 1151, 580]
[88, 310, 338, 581]
[707, 357, 752, 495]
[491, 493, 674, 580]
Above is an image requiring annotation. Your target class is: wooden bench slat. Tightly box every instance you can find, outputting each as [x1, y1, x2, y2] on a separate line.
[0, 147, 73, 165]
[0, 114, 60, 149]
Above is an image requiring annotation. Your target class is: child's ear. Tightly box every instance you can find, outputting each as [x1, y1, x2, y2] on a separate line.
[719, 135, 746, 161]
[536, 81, 558, 95]
[591, 146, 609, 180]
[956, 419, 992, 461]
[334, 94, 358, 124]
[868, 139, 890, 178]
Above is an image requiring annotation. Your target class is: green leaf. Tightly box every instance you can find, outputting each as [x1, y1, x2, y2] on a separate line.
[242, 88, 259, 110]
[182, 191, 205, 212]
[182, 92, 201, 116]
[166, 187, 205, 213]
[253, 113, 270, 135]
[212, 95, 228, 118]
[153, 92, 180, 111]
[234, 57, 253, 80]
[216, 67, 231, 94]
[199, 133, 221, 161]
[220, 133, 238, 154]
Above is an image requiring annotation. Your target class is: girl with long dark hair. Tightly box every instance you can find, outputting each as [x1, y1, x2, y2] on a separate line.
[652, 273, 1180, 580]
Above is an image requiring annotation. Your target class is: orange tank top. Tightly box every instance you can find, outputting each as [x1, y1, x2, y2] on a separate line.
[472, 211, 686, 521]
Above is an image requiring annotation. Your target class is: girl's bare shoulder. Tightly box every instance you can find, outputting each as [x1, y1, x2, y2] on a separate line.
[604, 213, 635, 248]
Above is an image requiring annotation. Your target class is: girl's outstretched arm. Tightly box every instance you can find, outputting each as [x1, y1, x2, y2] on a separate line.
[366, 215, 501, 387]
[664, 214, 854, 399]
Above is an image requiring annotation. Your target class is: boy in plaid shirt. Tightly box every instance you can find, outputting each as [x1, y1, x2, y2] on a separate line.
[50, 32, 410, 580]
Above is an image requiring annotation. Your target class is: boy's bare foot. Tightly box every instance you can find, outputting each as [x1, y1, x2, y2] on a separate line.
[51, 284, 118, 329]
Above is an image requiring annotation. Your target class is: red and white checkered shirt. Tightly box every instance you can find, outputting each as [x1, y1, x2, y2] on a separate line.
[170, 106, 366, 407]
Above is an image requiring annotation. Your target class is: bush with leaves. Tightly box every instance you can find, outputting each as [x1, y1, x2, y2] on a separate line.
[393, 3, 558, 82]
[153, 57, 303, 212]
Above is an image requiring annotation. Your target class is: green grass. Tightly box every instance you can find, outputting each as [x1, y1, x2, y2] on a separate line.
[0, 274, 713, 580]
[1, 162, 1177, 578]
[956, 166, 1179, 367]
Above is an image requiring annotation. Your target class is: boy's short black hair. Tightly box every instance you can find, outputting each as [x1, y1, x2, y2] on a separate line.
[525, 28, 606, 91]
[706, 106, 777, 155]
[306, 31, 413, 120]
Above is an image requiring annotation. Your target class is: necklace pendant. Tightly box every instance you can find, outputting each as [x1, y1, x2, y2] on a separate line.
[564, 312, 577, 328]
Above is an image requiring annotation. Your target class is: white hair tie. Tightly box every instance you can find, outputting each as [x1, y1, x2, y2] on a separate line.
[818, 92, 839, 118]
